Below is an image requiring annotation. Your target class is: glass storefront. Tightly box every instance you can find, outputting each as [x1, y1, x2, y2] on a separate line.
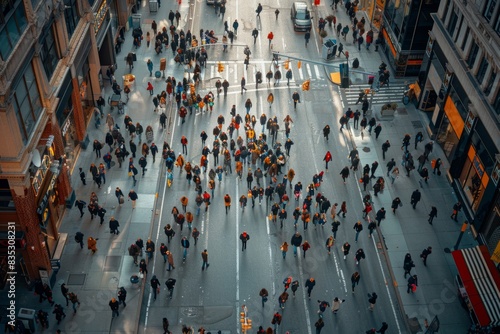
[57, 73, 78, 171]
[459, 148, 487, 212]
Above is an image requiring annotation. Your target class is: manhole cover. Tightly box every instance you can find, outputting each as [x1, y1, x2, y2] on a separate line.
[362, 147, 370, 152]
[104, 256, 122, 271]
[181, 307, 199, 317]
[411, 121, 423, 129]
[67, 274, 86, 285]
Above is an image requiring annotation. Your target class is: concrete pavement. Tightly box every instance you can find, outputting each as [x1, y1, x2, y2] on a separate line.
[326, 5, 477, 333]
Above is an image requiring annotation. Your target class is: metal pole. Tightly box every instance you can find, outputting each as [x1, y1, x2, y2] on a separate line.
[454, 221, 469, 250]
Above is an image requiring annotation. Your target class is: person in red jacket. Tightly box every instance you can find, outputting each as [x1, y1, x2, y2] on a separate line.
[323, 151, 333, 170]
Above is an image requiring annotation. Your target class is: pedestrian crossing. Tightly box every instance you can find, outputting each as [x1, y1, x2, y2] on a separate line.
[202, 60, 327, 87]
[341, 82, 408, 105]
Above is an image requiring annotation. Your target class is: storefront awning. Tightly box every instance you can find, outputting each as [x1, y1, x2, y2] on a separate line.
[452, 245, 500, 327]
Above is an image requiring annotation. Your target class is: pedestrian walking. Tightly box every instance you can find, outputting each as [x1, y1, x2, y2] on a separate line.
[166, 250, 175, 271]
[305, 277, 316, 298]
[420, 246, 432, 266]
[302, 240, 311, 257]
[53, 304, 66, 324]
[267, 31, 274, 47]
[87, 237, 97, 254]
[317, 300, 330, 317]
[165, 278, 176, 299]
[60, 283, 69, 306]
[323, 151, 332, 170]
[256, 3, 262, 16]
[315, 318, 325, 333]
[428, 206, 437, 225]
[240, 76, 247, 94]
[351, 271, 360, 292]
[340, 166, 350, 183]
[109, 298, 120, 318]
[150, 275, 160, 300]
[75, 199, 86, 218]
[305, 31, 311, 47]
[407, 274, 418, 293]
[271, 312, 282, 332]
[146, 239, 155, 259]
[331, 297, 345, 314]
[66, 292, 80, 314]
[278, 291, 289, 309]
[181, 236, 190, 261]
[355, 248, 365, 265]
[451, 201, 462, 221]
[128, 189, 138, 209]
[116, 286, 127, 308]
[109, 217, 120, 234]
[325, 236, 335, 254]
[275, 8, 280, 19]
[353, 221, 363, 242]
[79, 168, 86, 185]
[291, 280, 299, 297]
[290, 231, 303, 257]
[280, 241, 289, 259]
[410, 189, 421, 209]
[432, 158, 442, 175]
[259, 288, 269, 307]
[403, 253, 415, 278]
[342, 241, 351, 260]
[391, 197, 402, 213]
[200, 249, 210, 270]
[377, 322, 389, 333]
[240, 231, 250, 251]
[368, 292, 378, 310]
[381, 140, 390, 160]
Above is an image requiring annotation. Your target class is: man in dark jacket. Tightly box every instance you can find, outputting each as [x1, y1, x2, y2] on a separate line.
[410, 189, 421, 209]
[109, 217, 120, 234]
[239, 231, 250, 251]
[165, 278, 176, 299]
[290, 232, 303, 257]
[139, 156, 148, 176]
[375, 208, 386, 226]
[97, 206, 107, 225]
[75, 200, 86, 218]
[109, 298, 120, 318]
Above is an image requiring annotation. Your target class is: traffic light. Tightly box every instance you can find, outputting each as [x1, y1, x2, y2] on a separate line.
[297, 61, 302, 69]
[217, 62, 224, 72]
[284, 60, 290, 70]
[301, 79, 310, 91]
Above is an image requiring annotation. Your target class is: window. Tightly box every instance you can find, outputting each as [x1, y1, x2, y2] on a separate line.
[0, 2, 28, 61]
[493, 91, 500, 114]
[461, 26, 470, 51]
[467, 41, 479, 69]
[40, 25, 59, 80]
[12, 63, 42, 144]
[447, 10, 458, 38]
[483, 0, 497, 22]
[0, 179, 15, 211]
[476, 57, 489, 84]
[483, 71, 496, 95]
[64, 0, 80, 40]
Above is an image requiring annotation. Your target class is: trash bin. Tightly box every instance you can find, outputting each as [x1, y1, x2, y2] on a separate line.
[322, 38, 337, 61]
[132, 14, 141, 30]
[149, 0, 158, 12]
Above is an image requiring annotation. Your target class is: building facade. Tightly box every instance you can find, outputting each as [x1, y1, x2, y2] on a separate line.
[416, 0, 500, 254]
[361, 0, 440, 77]
[0, 0, 134, 288]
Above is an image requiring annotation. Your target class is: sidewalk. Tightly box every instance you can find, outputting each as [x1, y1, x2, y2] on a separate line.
[3, 3, 192, 334]
[314, 4, 478, 333]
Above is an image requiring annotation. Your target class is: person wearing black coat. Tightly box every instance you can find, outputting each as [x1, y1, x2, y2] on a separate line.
[109, 217, 120, 234]
[290, 232, 303, 257]
[97, 206, 107, 225]
[129, 140, 137, 158]
[375, 208, 386, 226]
[410, 189, 421, 209]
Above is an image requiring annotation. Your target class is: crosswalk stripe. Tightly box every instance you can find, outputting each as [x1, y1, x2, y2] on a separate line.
[305, 64, 311, 78]
[298, 67, 304, 80]
[314, 65, 321, 78]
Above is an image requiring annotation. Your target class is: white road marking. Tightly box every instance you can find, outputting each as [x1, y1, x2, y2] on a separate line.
[235, 182, 240, 334]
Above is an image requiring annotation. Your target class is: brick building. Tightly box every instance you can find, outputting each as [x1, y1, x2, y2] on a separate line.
[0, 0, 135, 287]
